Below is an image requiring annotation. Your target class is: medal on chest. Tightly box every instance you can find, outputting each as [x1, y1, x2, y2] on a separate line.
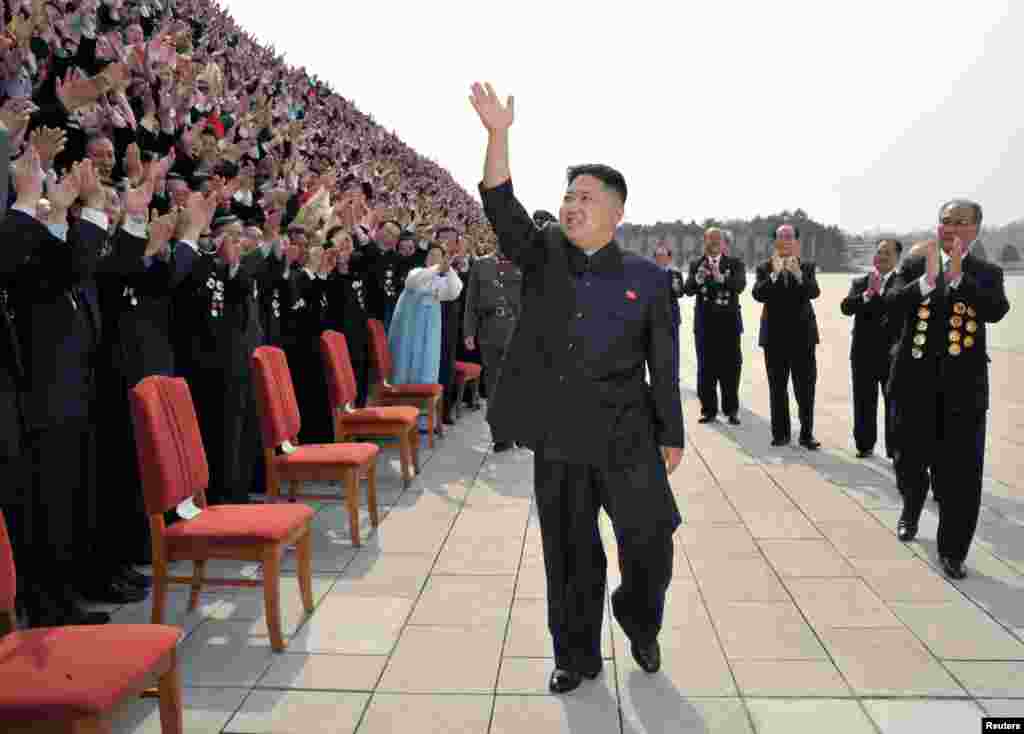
[206, 276, 224, 319]
[353, 279, 365, 309]
[271, 288, 281, 319]
[383, 268, 396, 298]
[123, 285, 138, 308]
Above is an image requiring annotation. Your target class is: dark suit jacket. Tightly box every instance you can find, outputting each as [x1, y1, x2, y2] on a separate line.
[885, 253, 1009, 415]
[840, 272, 900, 365]
[682, 254, 747, 336]
[7, 213, 107, 431]
[479, 180, 683, 469]
[752, 260, 821, 349]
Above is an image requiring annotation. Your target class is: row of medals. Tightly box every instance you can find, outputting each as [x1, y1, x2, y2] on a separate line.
[913, 300, 977, 359]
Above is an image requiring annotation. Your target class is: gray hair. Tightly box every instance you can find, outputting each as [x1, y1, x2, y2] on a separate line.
[721, 229, 734, 245]
[939, 199, 983, 228]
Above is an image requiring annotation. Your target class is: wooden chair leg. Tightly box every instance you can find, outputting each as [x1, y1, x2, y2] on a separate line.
[151, 575, 168, 625]
[398, 431, 412, 485]
[410, 425, 420, 473]
[426, 400, 436, 449]
[157, 649, 184, 734]
[344, 468, 361, 546]
[295, 528, 314, 614]
[187, 560, 206, 612]
[262, 547, 285, 652]
[367, 460, 379, 528]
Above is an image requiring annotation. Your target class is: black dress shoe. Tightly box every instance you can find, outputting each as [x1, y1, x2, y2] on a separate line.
[492, 441, 514, 452]
[116, 566, 153, 589]
[698, 415, 716, 424]
[62, 603, 112, 626]
[856, 449, 873, 458]
[631, 640, 661, 673]
[549, 668, 584, 693]
[799, 437, 821, 450]
[443, 414, 456, 426]
[897, 519, 918, 542]
[771, 437, 791, 447]
[76, 579, 149, 604]
[940, 556, 967, 580]
[727, 415, 741, 425]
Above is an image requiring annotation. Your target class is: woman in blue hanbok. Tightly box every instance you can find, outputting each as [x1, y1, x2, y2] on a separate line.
[387, 244, 463, 427]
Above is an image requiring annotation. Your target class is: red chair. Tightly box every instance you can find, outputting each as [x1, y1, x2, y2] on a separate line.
[0, 510, 184, 733]
[365, 318, 444, 448]
[252, 346, 380, 546]
[320, 330, 420, 486]
[129, 375, 315, 653]
[453, 361, 483, 420]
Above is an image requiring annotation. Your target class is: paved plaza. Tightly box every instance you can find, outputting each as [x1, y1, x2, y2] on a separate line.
[83, 275, 1023, 733]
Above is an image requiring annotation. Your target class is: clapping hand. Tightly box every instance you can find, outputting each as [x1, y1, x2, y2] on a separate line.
[146, 209, 178, 257]
[770, 254, 784, 274]
[784, 256, 801, 280]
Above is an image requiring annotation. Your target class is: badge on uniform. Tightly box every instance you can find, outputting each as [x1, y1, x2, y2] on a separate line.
[207, 276, 224, 318]
[626, 290, 637, 301]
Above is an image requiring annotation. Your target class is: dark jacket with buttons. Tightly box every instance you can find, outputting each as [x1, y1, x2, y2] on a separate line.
[479, 180, 684, 471]
[884, 253, 1009, 414]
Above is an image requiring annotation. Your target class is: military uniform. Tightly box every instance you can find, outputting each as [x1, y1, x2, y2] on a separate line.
[886, 251, 1009, 567]
[463, 253, 522, 442]
[683, 254, 746, 420]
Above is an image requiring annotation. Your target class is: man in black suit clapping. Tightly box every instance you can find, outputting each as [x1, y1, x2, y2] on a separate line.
[752, 224, 821, 449]
[840, 239, 902, 459]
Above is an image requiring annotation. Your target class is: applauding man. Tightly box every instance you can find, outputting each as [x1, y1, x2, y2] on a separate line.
[885, 200, 1009, 578]
[752, 224, 822, 449]
[470, 82, 684, 694]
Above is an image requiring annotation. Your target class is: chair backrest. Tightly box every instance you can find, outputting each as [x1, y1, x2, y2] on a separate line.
[252, 346, 302, 449]
[366, 319, 392, 385]
[129, 376, 210, 516]
[0, 510, 16, 617]
[320, 330, 357, 411]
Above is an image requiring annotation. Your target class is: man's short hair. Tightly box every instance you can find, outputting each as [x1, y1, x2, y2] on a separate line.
[776, 224, 801, 240]
[939, 199, 983, 228]
[880, 238, 903, 257]
[567, 164, 627, 204]
[434, 225, 459, 239]
[654, 244, 671, 257]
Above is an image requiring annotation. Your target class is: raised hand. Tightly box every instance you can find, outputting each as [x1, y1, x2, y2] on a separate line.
[770, 254, 784, 274]
[146, 209, 178, 257]
[947, 237, 963, 283]
[13, 145, 45, 206]
[469, 82, 514, 132]
[124, 142, 143, 183]
[122, 175, 155, 218]
[220, 237, 242, 267]
[47, 165, 81, 212]
[925, 239, 940, 286]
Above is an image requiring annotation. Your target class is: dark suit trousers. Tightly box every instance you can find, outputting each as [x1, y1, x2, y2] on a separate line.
[479, 342, 508, 440]
[185, 367, 249, 505]
[851, 356, 892, 455]
[764, 344, 817, 441]
[94, 368, 151, 566]
[698, 330, 741, 418]
[533, 446, 674, 674]
[286, 345, 332, 446]
[23, 418, 97, 587]
[0, 454, 28, 598]
[895, 394, 985, 563]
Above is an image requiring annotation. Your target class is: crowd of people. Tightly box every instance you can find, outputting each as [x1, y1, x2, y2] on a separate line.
[0, 0, 518, 630]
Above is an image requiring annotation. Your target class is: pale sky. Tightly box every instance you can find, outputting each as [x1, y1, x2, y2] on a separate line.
[220, 0, 1022, 234]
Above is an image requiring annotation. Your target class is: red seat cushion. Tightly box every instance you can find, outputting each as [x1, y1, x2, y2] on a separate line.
[0, 624, 181, 721]
[164, 504, 314, 553]
[454, 361, 482, 380]
[339, 406, 419, 428]
[381, 383, 442, 398]
[274, 443, 379, 469]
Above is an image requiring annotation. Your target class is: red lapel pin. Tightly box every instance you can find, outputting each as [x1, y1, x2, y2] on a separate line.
[625, 290, 637, 300]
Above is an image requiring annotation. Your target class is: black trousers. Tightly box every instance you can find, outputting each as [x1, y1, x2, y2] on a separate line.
[851, 356, 893, 455]
[286, 346, 332, 446]
[533, 447, 674, 674]
[23, 418, 96, 589]
[764, 344, 817, 441]
[94, 370, 151, 567]
[479, 342, 509, 440]
[0, 454, 28, 599]
[697, 331, 741, 418]
[185, 367, 250, 505]
[895, 395, 986, 563]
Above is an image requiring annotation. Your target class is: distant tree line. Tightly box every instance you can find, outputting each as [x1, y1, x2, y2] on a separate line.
[618, 209, 848, 271]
